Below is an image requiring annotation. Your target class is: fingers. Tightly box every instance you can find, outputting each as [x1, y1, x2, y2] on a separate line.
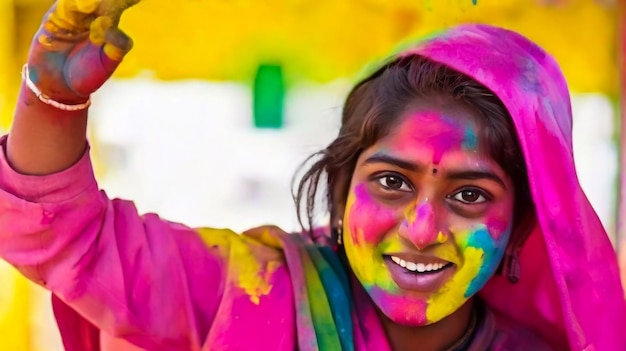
[89, 15, 112, 45]
[98, 0, 143, 25]
[64, 40, 125, 96]
[64, 21, 132, 96]
[44, 0, 140, 34]
[90, 17, 133, 61]
[74, 0, 101, 13]
[50, 0, 102, 31]
[33, 0, 138, 98]
[103, 26, 134, 61]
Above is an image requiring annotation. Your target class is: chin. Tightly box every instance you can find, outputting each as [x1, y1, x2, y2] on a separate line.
[369, 286, 432, 326]
[387, 312, 433, 327]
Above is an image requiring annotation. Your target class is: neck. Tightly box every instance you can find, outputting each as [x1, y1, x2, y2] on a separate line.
[379, 299, 475, 351]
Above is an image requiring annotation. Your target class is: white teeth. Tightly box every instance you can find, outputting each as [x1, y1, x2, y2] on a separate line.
[416, 263, 426, 272]
[391, 256, 401, 265]
[389, 256, 449, 273]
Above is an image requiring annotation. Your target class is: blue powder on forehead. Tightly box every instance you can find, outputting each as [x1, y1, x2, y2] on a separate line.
[462, 127, 478, 150]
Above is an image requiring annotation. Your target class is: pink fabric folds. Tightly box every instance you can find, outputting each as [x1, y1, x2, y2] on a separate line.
[400, 24, 626, 350]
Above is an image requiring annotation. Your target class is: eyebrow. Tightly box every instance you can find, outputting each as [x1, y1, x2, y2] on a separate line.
[362, 153, 423, 172]
[446, 170, 507, 189]
[362, 152, 507, 189]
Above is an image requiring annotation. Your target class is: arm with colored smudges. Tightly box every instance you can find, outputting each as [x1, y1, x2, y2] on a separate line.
[0, 135, 228, 350]
[7, 0, 138, 175]
[1, 1, 227, 349]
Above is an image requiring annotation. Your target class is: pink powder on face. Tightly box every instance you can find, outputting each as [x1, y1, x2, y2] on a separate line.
[485, 216, 512, 241]
[399, 201, 441, 249]
[348, 184, 397, 245]
[389, 111, 479, 165]
[369, 286, 428, 324]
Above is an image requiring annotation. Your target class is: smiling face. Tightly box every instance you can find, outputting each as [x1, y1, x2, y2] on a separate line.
[343, 98, 515, 326]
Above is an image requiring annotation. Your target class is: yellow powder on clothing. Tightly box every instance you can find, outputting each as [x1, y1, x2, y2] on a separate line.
[198, 227, 278, 305]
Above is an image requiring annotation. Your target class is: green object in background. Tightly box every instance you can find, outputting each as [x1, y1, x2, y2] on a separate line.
[253, 64, 285, 129]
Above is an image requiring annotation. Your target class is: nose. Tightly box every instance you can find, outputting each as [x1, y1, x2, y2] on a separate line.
[398, 200, 447, 250]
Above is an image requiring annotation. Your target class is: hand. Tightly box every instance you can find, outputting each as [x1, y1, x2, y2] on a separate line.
[25, 0, 141, 104]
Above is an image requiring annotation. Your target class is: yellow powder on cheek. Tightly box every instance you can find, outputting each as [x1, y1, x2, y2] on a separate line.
[404, 204, 418, 224]
[343, 189, 398, 293]
[344, 192, 399, 292]
[436, 231, 447, 244]
[344, 193, 367, 279]
[374, 260, 397, 292]
[425, 247, 483, 323]
[345, 227, 398, 292]
[344, 227, 375, 283]
[198, 228, 276, 305]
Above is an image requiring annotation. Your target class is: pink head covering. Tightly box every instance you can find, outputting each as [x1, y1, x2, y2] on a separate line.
[397, 24, 625, 350]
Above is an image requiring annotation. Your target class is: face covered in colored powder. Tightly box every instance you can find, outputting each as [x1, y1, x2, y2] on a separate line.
[343, 98, 515, 326]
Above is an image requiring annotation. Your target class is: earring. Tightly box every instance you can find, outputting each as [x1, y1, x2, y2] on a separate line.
[333, 219, 344, 246]
[507, 249, 521, 283]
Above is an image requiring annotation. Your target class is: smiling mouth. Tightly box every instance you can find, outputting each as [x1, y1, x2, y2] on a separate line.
[383, 254, 456, 292]
[387, 255, 454, 274]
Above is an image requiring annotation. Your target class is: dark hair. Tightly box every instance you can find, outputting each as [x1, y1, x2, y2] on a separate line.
[294, 55, 535, 251]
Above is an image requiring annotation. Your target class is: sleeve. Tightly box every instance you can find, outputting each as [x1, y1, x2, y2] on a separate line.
[0, 135, 225, 350]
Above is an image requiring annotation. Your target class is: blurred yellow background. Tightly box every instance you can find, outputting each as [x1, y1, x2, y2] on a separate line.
[0, 0, 619, 130]
[0, 0, 620, 349]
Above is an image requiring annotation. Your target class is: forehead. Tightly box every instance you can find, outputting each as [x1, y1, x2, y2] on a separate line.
[378, 99, 483, 156]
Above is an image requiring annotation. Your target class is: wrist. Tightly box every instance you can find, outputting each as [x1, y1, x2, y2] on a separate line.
[21, 64, 91, 111]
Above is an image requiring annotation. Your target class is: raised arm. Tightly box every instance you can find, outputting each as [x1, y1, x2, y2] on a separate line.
[0, 1, 228, 349]
[0, 149, 228, 348]
[7, 0, 137, 175]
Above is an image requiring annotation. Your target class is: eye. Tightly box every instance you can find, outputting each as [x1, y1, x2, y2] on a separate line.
[377, 174, 413, 192]
[451, 188, 489, 204]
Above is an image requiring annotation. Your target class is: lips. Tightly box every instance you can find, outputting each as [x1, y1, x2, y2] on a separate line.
[384, 254, 455, 293]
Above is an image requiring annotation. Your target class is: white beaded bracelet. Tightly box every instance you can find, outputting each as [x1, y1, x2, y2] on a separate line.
[21, 63, 91, 111]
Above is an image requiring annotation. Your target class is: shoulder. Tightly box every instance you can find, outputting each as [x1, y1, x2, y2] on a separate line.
[192, 226, 295, 305]
[195, 224, 328, 272]
[196, 225, 289, 264]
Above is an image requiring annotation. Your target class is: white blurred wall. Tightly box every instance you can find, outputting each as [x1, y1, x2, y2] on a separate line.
[571, 94, 618, 240]
[90, 77, 349, 232]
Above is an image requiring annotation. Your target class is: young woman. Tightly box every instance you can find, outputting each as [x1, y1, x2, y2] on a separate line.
[1, 0, 624, 350]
